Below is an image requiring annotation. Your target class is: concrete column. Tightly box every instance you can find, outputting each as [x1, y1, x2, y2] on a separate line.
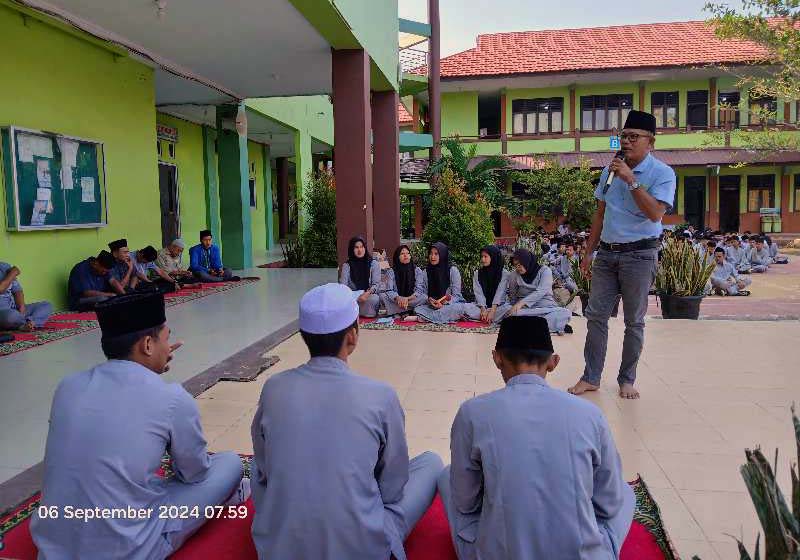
[708, 174, 719, 230]
[500, 91, 508, 154]
[638, 82, 646, 111]
[709, 78, 717, 128]
[294, 130, 313, 230]
[276, 157, 290, 239]
[215, 102, 252, 270]
[262, 144, 274, 250]
[781, 170, 791, 225]
[372, 90, 401, 254]
[201, 125, 221, 242]
[332, 48, 374, 262]
[428, 0, 441, 163]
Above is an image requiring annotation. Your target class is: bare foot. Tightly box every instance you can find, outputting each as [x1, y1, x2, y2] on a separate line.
[619, 383, 640, 399]
[19, 321, 35, 332]
[568, 380, 600, 395]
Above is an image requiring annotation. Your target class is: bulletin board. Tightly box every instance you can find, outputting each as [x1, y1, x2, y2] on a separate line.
[1, 126, 107, 231]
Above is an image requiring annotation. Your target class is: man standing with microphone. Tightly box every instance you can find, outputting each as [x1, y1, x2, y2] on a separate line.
[569, 110, 676, 399]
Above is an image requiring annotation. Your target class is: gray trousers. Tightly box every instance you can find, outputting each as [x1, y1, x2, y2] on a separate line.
[582, 248, 657, 387]
[387, 452, 444, 543]
[192, 268, 233, 283]
[437, 466, 634, 560]
[711, 275, 751, 295]
[380, 293, 426, 316]
[414, 301, 468, 324]
[357, 293, 381, 318]
[462, 302, 511, 324]
[163, 452, 244, 554]
[0, 302, 53, 329]
[750, 264, 768, 273]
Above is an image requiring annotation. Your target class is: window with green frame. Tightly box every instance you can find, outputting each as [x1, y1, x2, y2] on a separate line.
[747, 174, 775, 212]
[651, 91, 679, 128]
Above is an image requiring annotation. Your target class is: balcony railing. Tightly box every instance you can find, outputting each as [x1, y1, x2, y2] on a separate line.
[400, 47, 427, 73]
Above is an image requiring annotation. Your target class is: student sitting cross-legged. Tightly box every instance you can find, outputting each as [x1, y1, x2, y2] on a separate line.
[765, 235, 790, 264]
[189, 230, 239, 283]
[250, 283, 443, 560]
[339, 235, 382, 317]
[505, 248, 573, 334]
[748, 237, 772, 273]
[380, 244, 426, 317]
[0, 261, 53, 331]
[414, 241, 469, 324]
[67, 250, 118, 311]
[710, 247, 751, 296]
[438, 315, 635, 560]
[463, 245, 511, 324]
[31, 292, 247, 560]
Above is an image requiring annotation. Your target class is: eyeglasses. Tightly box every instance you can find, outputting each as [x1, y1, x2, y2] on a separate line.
[620, 133, 652, 142]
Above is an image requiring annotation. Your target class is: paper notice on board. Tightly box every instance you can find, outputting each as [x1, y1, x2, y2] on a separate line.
[30, 136, 53, 159]
[31, 200, 48, 226]
[36, 160, 52, 189]
[80, 177, 95, 203]
[57, 138, 79, 168]
[16, 136, 34, 163]
[37, 187, 51, 201]
[61, 166, 74, 190]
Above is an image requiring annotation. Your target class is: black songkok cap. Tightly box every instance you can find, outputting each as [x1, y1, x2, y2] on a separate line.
[495, 316, 554, 355]
[96, 292, 166, 339]
[200, 230, 212, 240]
[108, 239, 128, 252]
[623, 110, 657, 135]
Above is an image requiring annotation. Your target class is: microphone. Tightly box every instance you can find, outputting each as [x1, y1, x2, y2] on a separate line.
[605, 150, 625, 186]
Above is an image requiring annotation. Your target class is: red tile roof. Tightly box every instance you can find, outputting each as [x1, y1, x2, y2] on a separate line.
[439, 20, 770, 79]
[399, 103, 413, 125]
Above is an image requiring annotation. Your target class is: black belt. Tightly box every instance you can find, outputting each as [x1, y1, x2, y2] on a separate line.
[599, 238, 660, 252]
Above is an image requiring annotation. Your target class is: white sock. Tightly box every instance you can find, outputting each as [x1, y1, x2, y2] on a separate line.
[225, 477, 251, 506]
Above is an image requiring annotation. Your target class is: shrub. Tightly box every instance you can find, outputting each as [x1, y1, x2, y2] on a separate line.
[290, 170, 337, 268]
[420, 168, 496, 300]
[655, 238, 714, 296]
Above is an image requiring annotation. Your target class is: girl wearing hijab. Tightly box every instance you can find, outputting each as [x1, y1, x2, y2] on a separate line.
[463, 245, 511, 324]
[380, 244, 426, 316]
[414, 242, 467, 324]
[505, 248, 573, 334]
[339, 236, 381, 317]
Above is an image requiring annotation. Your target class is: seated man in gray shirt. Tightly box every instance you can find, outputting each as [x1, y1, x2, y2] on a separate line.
[0, 262, 52, 331]
[251, 283, 443, 560]
[439, 315, 634, 560]
[32, 292, 247, 559]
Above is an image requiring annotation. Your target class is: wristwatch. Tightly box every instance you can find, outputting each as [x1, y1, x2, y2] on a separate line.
[627, 181, 641, 192]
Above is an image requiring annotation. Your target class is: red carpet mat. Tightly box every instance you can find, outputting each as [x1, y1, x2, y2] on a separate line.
[0, 279, 259, 357]
[360, 317, 500, 334]
[0, 474, 675, 560]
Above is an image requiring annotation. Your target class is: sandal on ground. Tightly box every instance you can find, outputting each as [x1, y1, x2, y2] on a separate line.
[564, 324, 574, 334]
[736, 290, 751, 296]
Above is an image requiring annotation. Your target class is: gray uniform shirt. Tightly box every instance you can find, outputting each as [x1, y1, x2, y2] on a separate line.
[340, 260, 382, 293]
[711, 260, 739, 284]
[749, 247, 772, 266]
[472, 268, 510, 308]
[31, 360, 211, 560]
[418, 266, 464, 301]
[725, 246, 748, 267]
[0, 262, 22, 310]
[450, 374, 629, 560]
[507, 267, 558, 308]
[382, 267, 425, 300]
[250, 357, 410, 560]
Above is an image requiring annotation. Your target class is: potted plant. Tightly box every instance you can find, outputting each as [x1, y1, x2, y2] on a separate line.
[655, 238, 714, 320]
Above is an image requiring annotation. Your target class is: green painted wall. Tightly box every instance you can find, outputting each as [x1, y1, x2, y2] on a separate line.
[0, 5, 157, 307]
[294, 131, 313, 229]
[442, 92, 478, 138]
[156, 113, 208, 244]
[506, 138, 575, 155]
[248, 140, 267, 263]
[247, 97, 333, 146]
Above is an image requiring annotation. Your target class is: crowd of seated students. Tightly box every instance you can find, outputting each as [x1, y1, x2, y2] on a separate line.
[66, 230, 240, 311]
[32, 284, 634, 560]
[339, 236, 575, 334]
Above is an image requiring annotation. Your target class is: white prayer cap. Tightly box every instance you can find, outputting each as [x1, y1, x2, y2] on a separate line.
[171, 238, 185, 249]
[299, 283, 362, 335]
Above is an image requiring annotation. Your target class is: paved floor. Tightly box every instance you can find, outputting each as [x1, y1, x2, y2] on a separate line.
[0, 267, 335, 485]
[198, 317, 800, 560]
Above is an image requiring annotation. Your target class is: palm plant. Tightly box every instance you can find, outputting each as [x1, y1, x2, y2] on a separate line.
[655, 239, 715, 297]
[428, 137, 517, 213]
[570, 256, 591, 295]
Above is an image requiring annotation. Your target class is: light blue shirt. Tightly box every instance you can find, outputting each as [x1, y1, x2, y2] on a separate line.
[450, 374, 629, 559]
[594, 153, 676, 244]
[31, 360, 212, 560]
[0, 262, 22, 310]
[130, 249, 158, 278]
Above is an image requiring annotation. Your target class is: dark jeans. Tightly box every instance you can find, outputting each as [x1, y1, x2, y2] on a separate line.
[192, 268, 233, 283]
[582, 248, 657, 387]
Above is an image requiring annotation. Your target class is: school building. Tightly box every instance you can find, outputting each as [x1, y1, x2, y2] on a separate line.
[0, 0, 438, 308]
[400, 20, 800, 238]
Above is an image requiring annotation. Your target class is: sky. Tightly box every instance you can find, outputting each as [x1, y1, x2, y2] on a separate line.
[398, 0, 732, 56]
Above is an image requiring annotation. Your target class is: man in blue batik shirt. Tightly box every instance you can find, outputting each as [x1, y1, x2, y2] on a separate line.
[569, 110, 676, 400]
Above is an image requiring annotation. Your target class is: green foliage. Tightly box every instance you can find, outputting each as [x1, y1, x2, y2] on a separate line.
[280, 236, 305, 268]
[704, 0, 800, 153]
[299, 170, 337, 268]
[421, 167, 496, 300]
[510, 158, 599, 231]
[655, 239, 715, 296]
[570, 256, 591, 295]
[429, 137, 517, 213]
